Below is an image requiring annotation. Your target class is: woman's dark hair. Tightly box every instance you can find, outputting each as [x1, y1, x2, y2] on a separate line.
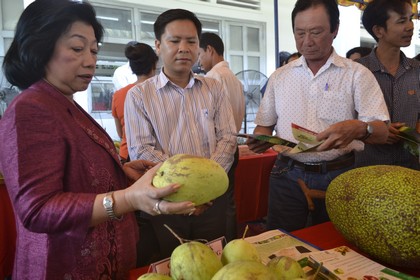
[362, 0, 412, 42]
[345, 46, 372, 59]
[2, 0, 104, 89]
[199, 32, 224, 56]
[292, 0, 340, 34]
[125, 42, 158, 76]
[154, 9, 202, 41]
[286, 52, 302, 64]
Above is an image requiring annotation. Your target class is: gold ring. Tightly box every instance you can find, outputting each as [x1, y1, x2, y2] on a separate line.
[153, 200, 162, 215]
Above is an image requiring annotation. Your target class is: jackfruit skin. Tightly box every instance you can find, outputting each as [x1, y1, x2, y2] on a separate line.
[326, 165, 420, 269]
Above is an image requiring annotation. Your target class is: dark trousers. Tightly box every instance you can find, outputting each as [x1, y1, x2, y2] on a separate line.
[225, 146, 239, 242]
[266, 157, 353, 232]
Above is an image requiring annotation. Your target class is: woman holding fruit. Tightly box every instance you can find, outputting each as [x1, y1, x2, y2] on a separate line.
[0, 0, 195, 279]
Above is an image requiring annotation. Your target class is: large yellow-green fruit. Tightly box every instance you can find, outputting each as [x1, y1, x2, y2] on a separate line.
[267, 256, 305, 280]
[137, 273, 172, 280]
[170, 241, 223, 280]
[211, 260, 277, 280]
[221, 238, 261, 265]
[153, 154, 229, 205]
[326, 165, 420, 269]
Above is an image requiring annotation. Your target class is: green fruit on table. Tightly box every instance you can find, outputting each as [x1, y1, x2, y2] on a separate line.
[153, 154, 229, 205]
[137, 273, 172, 280]
[326, 165, 420, 269]
[170, 241, 223, 280]
[221, 238, 261, 265]
[266, 256, 305, 280]
[211, 260, 277, 280]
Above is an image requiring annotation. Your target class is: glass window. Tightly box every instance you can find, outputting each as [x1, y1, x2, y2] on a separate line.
[140, 12, 158, 41]
[95, 6, 133, 40]
[248, 56, 260, 71]
[230, 55, 244, 75]
[247, 27, 260, 52]
[229, 25, 243, 51]
[201, 20, 220, 34]
[90, 82, 114, 112]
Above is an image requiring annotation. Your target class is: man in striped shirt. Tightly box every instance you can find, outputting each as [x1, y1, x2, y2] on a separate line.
[124, 9, 237, 261]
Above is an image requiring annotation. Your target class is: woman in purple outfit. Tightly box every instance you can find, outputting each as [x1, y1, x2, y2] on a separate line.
[0, 0, 195, 279]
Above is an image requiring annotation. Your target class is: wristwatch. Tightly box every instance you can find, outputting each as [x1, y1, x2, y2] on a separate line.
[360, 122, 373, 141]
[103, 192, 122, 220]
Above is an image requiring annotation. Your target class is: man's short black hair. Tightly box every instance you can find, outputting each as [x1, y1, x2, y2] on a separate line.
[199, 32, 224, 56]
[292, 0, 339, 34]
[362, 0, 412, 42]
[154, 9, 202, 41]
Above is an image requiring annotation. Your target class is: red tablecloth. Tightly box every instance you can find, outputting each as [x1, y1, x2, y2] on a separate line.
[291, 222, 420, 278]
[0, 181, 16, 279]
[234, 149, 277, 223]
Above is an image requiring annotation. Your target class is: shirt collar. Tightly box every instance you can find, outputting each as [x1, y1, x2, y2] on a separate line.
[363, 47, 419, 73]
[296, 49, 343, 77]
[156, 69, 200, 91]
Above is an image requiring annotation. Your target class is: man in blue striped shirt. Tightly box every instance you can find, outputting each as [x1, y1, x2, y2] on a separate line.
[124, 8, 237, 261]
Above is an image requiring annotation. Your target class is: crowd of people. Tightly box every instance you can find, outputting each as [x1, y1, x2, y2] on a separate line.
[0, 0, 418, 278]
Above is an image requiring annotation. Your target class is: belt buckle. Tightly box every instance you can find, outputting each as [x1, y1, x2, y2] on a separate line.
[304, 162, 324, 173]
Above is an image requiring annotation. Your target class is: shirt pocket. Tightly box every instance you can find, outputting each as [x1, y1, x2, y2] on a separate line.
[317, 93, 352, 125]
[199, 108, 217, 155]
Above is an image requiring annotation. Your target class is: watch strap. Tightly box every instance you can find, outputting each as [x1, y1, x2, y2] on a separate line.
[360, 122, 372, 141]
[103, 192, 123, 221]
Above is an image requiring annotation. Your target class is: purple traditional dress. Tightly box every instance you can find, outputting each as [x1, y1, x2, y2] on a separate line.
[0, 80, 138, 279]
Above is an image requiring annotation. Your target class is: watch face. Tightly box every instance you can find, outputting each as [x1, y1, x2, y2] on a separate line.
[367, 124, 374, 134]
[104, 196, 113, 208]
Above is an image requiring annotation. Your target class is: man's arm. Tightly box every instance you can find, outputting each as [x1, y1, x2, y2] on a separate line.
[316, 119, 388, 151]
[124, 87, 167, 162]
[209, 81, 237, 172]
[247, 125, 276, 154]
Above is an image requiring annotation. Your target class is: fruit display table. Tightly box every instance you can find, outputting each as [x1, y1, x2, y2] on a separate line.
[291, 222, 420, 278]
[234, 149, 277, 223]
[129, 222, 420, 279]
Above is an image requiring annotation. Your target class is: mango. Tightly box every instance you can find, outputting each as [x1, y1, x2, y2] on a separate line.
[170, 241, 223, 280]
[153, 154, 228, 205]
[211, 260, 277, 280]
[326, 165, 420, 269]
[267, 256, 305, 280]
[137, 273, 172, 280]
[221, 238, 261, 265]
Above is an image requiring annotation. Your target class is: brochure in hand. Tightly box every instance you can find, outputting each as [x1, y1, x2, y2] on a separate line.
[236, 123, 324, 153]
[397, 126, 420, 157]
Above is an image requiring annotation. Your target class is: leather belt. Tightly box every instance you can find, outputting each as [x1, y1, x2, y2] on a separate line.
[279, 152, 355, 173]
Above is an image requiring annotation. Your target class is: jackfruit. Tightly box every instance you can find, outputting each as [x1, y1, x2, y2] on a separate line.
[326, 165, 420, 269]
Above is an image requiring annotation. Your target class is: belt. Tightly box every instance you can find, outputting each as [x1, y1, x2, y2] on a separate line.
[279, 152, 355, 173]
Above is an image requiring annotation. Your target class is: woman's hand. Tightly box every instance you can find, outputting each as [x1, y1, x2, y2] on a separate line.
[124, 164, 196, 216]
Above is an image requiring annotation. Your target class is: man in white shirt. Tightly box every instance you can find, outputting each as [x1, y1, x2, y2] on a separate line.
[112, 62, 137, 90]
[248, 0, 390, 232]
[112, 42, 139, 90]
[198, 32, 244, 133]
[198, 32, 245, 241]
